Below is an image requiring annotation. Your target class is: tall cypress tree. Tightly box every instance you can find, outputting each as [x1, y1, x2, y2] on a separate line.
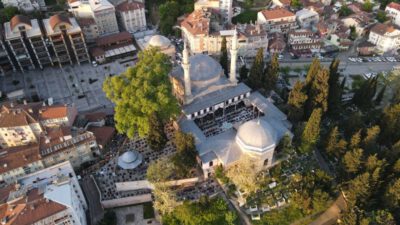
[374, 85, 386, 106]
[147, 113, 167, 151]
[220, 37, 228, 77]
[299, 108, 322, 154]
[287, 81, 308, 122]
[305, 68, 330, 117]
[352, 76, 378, 110]
[263, 53, 280, 92]
[239, 65, 249, 81]
[327, 58, 342, 115]
[305, 58, 321, 88]
[248, 48, 264, 89]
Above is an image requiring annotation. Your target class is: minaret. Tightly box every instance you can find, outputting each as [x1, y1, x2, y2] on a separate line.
[182, 41, 192, 103]
[229, 28, 238, 84]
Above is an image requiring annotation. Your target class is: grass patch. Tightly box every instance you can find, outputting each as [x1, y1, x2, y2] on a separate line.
[143, 202, 155, 219]
[232, 10, 257, 24]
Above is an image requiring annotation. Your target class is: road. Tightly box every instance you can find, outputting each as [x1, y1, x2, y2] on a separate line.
[81, 176, 104, 225]
[309, 193, 348, 225]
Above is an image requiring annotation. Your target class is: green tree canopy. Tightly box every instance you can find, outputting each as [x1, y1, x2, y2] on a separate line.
[172, 131, 197, 177]
[247, 48, 264, 89]
[159, 1, 181, 35]
[287, 81, 308, 122]
[327, 59, 342, 115]
[103, 48, 179, 138]
[299, 108, 322, 154]
[263, 53, 279, 92]
[306, 68, 329, 116]
[376, 11, 388, 23]
[147, 112, 168, 151]
[239, 65, 249, 81]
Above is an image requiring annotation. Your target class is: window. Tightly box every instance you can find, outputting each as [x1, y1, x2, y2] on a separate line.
[209, 161, 213, 167]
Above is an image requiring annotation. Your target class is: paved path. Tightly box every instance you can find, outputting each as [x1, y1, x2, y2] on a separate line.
[81, 176, 104, 225]
[309, 194, 347, 225]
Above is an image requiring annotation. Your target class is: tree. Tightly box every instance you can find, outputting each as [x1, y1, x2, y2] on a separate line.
[276, 133, 294, 156]
[372, 210, 396, 225]
[263, 53, 279, 92]
[362, 0, 373, 12]
[98, 210, 117, 225]
[103, 48, 179, 138]
[306, 68, 329, 116]
[147, 157, 175, 183]
[220, 37, 228, 77]
[349, 26, 357, 40]
[339, 5, 353, 17]
[290, 0, 302, 8]
[226, 155, 260, 194]
[239, 65, 248, 81]
[362, 125, 380, 153]
[247, 48, 264, 89]
[384, 178, 400, 209]
[327, 59, 342, 115]
[172, 131, 197, 177]
[147, 113, 167, 151]
[305, 58, 321, 87]
[349, 130, 362, 149]
[325, 126, 347, 157]
[299, 108, 322, 154]
[159, 1, 180, 35]
[376, 11, 388, 23]
[352, 76, 378, 110]
[2, 6, 19, 21]
[379, 103, 400, 145]
[153, 183, 178, 215]
[287, 81, 308, 122]
[342, 148, 363, 174]
[374, 85, 386, 106]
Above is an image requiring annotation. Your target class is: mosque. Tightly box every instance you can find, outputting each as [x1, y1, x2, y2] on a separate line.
[171, 30, 292, 178]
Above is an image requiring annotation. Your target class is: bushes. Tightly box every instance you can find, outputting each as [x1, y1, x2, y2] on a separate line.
[232, 10, 257, 24]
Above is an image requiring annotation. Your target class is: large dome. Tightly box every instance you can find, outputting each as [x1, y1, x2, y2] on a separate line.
[118, 150, 143, 169]
[189, 54, 223, 82]
[236, 119, 277, 153]
[148, 35, 171, 48]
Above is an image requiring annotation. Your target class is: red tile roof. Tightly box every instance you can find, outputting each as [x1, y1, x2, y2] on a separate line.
[10, 15, 31, 31]
[0, 144, 41, 174]
[88, 126, 115, 147]
[96, 31, 132, 46]
[260, 8, 295, 20]
[387, 2, 400, 11]
[116, 0, 144, 12]
[181, 9, 211, 35]
[370, 23, 396, 36]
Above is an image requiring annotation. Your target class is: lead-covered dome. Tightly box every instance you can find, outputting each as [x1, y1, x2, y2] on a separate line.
[148, 35, 171, 48]
[236, 119, 277, 153]
[118, 150, 143, 169]
[189, 54, 223, 82]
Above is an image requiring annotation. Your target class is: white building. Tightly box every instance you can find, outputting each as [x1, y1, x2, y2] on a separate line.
[68, 0, 119, 36]
[368, 23, 400, 54]
[296, 8, 319, 29]
[257, 8, 297, 33]
[194, 0, 233, 23]
[1, 0, 46, 12]
[181, 9, 268, 58]
[0, 161, 88, 225]
[385, 2, 400, 27]
[116, 0, 146, 33]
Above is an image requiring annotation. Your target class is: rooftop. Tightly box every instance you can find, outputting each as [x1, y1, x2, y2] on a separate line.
[387, 2, 400, 11]
[260, 8, 295, 20]
[116, 0, 144, 12]
[4, 17, 42, 40]
[181, 9, 212, 35]
[43, 16, 82, 35]
[96, 31, 132, 46]
[370, 23, 398, 36]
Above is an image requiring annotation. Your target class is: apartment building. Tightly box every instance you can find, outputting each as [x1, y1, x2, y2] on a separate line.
[0, 161, 88, 225]
[0, 29, 15, 75]
[90, 0, 119, 35]
[1, 0, 46, 12]
[181, 9, 268, 57]
[90, 31, 136, 63]
[43, 15, 90, 67]
[194, 0, 233, 23]
[257, 8, 297, 33]
[368, 23, 400, 54]
[296, 8, 319, 29]
[0, 102, 77, 148]
[385, 2, 400, 27]
[116, 0, 146, 33]
[288, 29, 321, 57]
[4, 15, 52, 72]
[77, 17, 99, 43]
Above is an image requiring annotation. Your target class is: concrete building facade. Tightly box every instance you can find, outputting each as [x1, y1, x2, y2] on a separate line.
[116, 0, 147, 33]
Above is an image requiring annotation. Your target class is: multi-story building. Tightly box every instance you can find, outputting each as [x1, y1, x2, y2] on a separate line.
[90, 31, 136, 63]
[257, 8, 297, 33]
[296, 8, 319, 29]
[77, 17, 99, 43]
[43, 14, 90, 67]
[181, 9, 268, 58]
[368, 23, 400, 54]
[0, 102, 77, 148]
[0, 161, 88, 225]
[385, 2, 400, 27]
[1, 0, 46, 12]
[68, 0, 119, 36]
[288, 29, 321, 57]
[0, 28, 15, 75]
[116, 0, 146, 33]
[4, 15, 52, 72]
[194, 0, 233, 23]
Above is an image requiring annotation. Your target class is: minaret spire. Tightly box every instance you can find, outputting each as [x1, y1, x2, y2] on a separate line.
[229, 28, 238, 84]
[182, 41, 192, 103]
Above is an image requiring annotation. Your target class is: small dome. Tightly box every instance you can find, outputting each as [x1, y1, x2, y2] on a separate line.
[148, 35, 171, 47]
[236, 119, 277, 153]
[189, 54, 223, 82]
[118, 150, 143, 169]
